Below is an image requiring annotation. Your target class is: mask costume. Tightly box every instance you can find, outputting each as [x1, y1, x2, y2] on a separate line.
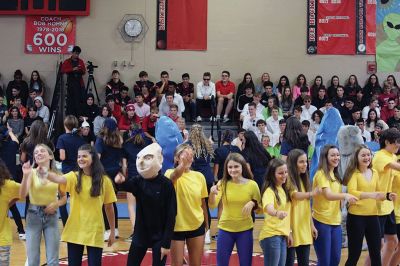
[116, 143, 177, 265]
[155, 116, 183, 173]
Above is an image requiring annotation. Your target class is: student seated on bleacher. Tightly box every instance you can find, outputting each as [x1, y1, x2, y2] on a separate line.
[196, 72, 215, 122]
[216, 70, 235, 123]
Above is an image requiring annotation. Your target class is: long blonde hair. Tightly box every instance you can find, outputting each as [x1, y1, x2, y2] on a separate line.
[188, 124, 214, 159]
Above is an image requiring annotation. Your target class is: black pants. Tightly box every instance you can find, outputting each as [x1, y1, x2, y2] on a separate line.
[67, 242, 103, 266]
[59, 204, 68, 226]
[102, 202, 119, 230]
[345, 213, 381, 266]
[286, 245, 310, 266]
[9, 203, 24, 233]
[103, 172, 119, 230]
[196, 99, 213, 118]
[127, 241, 167, 266]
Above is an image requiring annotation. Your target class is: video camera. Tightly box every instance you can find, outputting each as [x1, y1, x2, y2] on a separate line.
[87, 61, 98, 74]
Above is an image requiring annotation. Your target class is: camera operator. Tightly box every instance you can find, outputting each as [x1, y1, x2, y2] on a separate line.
[61, 46, 87, 116]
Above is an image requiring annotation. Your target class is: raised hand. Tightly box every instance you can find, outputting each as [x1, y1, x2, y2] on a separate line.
[210, 184, 220, 196]
[22, 161, 32, 176]
[114, 172, 126, 184]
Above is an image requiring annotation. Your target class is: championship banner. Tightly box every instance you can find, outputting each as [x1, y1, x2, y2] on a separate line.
[307, 0, 356, 55]
[156, 0, 207, 51]
[25, 16, 76, 54]
[356, 0, 376, 55]
[376, 1, 400, 72]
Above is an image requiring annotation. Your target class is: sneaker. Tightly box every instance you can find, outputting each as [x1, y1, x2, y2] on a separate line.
[19, 233, 26, 241]
[104, 230, 110, 241]
[125, 234, 133, 242]
[209, 117, 215, 122]
[205, 230, 211, 244]
[216, 115, 221, 120]
[223, 116, 230, 123]
[196, 116, 202, 122]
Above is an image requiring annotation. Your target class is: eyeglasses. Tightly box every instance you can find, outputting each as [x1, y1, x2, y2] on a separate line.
[304, 100, 311, 103]
[203, 78, 210, 81]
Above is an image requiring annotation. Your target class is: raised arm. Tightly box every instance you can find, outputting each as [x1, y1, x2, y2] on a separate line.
[47, 171, 67, 184]
[19, 162, 33, 198]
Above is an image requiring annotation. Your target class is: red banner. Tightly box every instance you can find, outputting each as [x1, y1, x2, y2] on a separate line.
[307, 0, 376, 55]
[25, 16, 76, 54]
[317, 1, 356, 54]
[156, 0, 207, 51]
[365, 0, 376, 54]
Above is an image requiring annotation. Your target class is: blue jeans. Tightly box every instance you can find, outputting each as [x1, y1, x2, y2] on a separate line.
[217, 229, 253, 266]
[313, 219, 342, 266]
[26, 204, 60, 266]
[0, 246, 10, 266]
[260, 235, 287, 266]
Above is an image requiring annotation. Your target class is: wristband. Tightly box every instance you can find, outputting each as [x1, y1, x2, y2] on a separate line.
[387, 193, 392, 201]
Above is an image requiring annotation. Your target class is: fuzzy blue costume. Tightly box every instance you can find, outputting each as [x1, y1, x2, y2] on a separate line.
[309, 107, 344, 181]
[155, 116, 183, 173]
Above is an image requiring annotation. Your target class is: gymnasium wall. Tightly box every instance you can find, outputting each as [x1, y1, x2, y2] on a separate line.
[0, 0, 394, 102]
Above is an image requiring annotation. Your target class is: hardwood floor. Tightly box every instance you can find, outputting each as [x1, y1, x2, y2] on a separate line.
[9, 219, 367, 265]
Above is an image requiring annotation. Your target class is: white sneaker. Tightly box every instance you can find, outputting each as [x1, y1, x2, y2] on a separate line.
[205, 230, 211, 244]
[209, 117, 215, 122]
[196, 116, 202, 122]
[19, 233, 26, 241]
[223, 116, 230, 123]
[104, 230, 110, 241]
[216, 115, 221, 120]
[115, 228, 119, 239]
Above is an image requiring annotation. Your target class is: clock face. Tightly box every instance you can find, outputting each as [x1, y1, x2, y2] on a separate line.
[124, 19, 143, 38]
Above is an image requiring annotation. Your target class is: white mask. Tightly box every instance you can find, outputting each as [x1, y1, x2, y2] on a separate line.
[136, 143, 163, 179]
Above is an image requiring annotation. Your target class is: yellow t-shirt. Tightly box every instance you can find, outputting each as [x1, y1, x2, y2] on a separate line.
[373, 149, 397, 216]
[209, 179, 261, 232]
[312, 169, 342, 225]
[392, 171, 400, 223]
[259, 186, 291, 241]
[0, 180, 20, 246]
[347, 169, 379, 216]
[60, 171, 117, 248]
[290, 182, 313, 247]
[29, 169, 58, 206]
[165, 169, 208, 232]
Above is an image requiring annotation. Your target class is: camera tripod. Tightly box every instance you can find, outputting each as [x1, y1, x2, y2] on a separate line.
[86, 71, 101, 104]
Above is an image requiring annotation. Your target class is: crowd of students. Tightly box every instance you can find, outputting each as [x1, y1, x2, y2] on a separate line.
[0, 65, 400, 266]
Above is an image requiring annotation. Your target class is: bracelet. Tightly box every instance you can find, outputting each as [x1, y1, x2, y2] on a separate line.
[387, 193, 392, 201]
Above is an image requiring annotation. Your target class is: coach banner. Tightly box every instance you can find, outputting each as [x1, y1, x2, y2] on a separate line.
[156, 0, 207, 51]
[25, 16, 76, 54]
[356, 0, 376, 55]
[376, 1, 400, 72]
[307, 0, 376, 55]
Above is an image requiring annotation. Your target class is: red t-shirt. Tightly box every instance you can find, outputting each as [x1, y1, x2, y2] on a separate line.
[216, 81, 235, 96]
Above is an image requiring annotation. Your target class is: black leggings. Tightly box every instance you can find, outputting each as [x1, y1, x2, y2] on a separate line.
[345, 213, 381, 266]
[285, 245, 310, 266]
[9, 203, 24, 234]
[67, 242, 103, 266]
[103, 172, 119, 230]
[127, 241, 167, 266]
